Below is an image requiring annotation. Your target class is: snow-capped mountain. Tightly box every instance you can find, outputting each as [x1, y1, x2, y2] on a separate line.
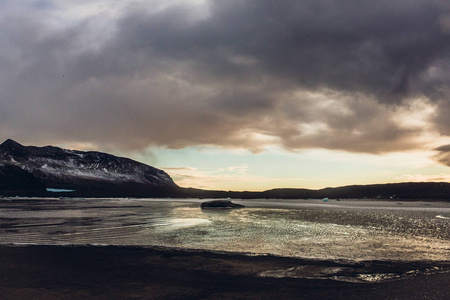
[0, 139, 177, 195]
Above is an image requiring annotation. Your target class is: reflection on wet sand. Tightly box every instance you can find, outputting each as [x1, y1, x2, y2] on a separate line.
[0, 198, 449, 261]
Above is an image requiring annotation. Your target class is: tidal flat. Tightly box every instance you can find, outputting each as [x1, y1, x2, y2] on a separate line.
[0, 198, 449, 299]
[0, 198, 448, 261]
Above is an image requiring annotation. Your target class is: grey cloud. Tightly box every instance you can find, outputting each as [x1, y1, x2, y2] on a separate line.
[0, 0, 449, 158]
[114, 0, 450, 99]
[245, 91, 423, 153]
[435, 145, 450, 152]
[434, 144, 450, 166]
[32, 1, 56, 10]
[435, 99, 450, 136]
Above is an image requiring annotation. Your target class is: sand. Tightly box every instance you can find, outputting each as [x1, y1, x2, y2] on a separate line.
[0, 245, 449, 299]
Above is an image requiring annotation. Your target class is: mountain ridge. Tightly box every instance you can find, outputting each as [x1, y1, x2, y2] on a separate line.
[0, 139, 177, 196]
[0, 139, 449, 199]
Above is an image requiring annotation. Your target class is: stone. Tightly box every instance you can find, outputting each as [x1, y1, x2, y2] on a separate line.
[200, 199, 245, 209]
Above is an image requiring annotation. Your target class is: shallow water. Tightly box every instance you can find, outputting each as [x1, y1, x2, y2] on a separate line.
[0, 198, 449, 261]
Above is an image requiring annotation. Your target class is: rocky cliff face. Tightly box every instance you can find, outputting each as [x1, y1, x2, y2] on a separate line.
[0, 164, 46, 194]
[0, 139, 177, 196]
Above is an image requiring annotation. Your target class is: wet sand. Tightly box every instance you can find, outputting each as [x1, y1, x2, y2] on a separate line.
[1, 198, 449, 262]
[0, 245, 449, 299]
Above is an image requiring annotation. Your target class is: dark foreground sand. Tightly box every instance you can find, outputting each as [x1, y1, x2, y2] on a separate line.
[0, 245, 449, 300]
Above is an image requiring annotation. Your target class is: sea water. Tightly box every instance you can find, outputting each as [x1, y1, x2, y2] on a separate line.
[0, 198, 448, 261]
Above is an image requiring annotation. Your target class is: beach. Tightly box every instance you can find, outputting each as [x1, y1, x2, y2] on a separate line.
[0, 198, 449, 299]
[1, 198, 448, 262]
[0, 245, 449, 299]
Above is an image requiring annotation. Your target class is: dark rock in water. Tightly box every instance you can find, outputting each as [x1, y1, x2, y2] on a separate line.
[201, 199, 245, 209]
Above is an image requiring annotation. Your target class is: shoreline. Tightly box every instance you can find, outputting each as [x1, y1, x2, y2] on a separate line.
[1, 196, 450, 202]
[0, 244, 449, 299]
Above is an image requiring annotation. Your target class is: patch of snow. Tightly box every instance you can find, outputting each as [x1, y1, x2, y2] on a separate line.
[46, 188, 75, 192]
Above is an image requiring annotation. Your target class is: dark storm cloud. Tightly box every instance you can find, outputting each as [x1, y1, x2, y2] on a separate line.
[114, 0, 450, 98]
[0, 0, 449, 157]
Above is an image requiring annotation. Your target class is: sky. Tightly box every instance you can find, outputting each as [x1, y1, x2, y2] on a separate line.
[1, 0, 450, 191]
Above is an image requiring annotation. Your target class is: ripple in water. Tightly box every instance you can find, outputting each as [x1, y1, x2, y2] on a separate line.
[0, 198, 448, 261]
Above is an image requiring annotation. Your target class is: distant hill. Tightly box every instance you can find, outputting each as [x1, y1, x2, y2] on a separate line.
[0, 139, 178, 197]
[180, 182, 450, 200]
[256, 182, 450, 200]
[0, 139, 449, 200]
